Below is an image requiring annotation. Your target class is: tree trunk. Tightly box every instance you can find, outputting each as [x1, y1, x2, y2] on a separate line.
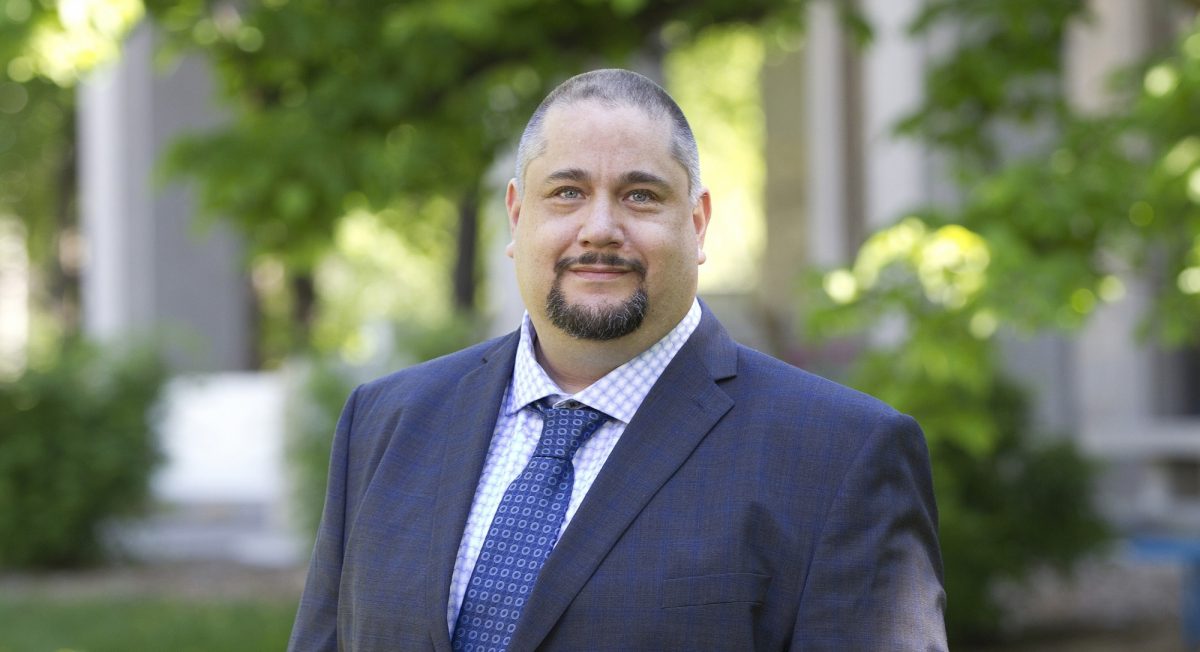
[292, 272, 317, 343]
[453, 187, 480, 315]
[50, 107, 80, 335]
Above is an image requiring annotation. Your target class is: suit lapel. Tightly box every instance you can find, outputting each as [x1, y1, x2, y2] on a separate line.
[424, 332, 519, 652]
[507, 308, 739, 651]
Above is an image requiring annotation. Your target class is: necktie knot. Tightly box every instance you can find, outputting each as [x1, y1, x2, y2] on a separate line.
[531, 401, 608, 460]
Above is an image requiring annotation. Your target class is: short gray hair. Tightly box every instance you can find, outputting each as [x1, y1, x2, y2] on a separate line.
[514, 69, 702, 204]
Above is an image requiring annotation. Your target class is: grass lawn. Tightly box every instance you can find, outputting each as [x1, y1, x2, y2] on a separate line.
[0, 597, 298, 652]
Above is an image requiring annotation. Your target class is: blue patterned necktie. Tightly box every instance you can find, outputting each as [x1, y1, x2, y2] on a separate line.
[451, 400, 609, 652]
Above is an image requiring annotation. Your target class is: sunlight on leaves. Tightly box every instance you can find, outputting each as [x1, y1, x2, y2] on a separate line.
[841, 217, 990, 309]
[1144, 63, 1179, 97]
[1163, 136, 1200, 177]
[968, 310, 998, 339]
[1097, 275, 1125, 303]
[1180, 267, 1200, 295]
[822, 269, 858, 304]
[1186, 31, 1200, 60]
[917, 225, 990, 308]
[25, 0, 144, 86]
[1189, 168, 1200, 204]
[854, 217, 927, 288]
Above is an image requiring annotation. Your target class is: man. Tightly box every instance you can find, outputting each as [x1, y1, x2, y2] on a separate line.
[289, 69, 946, 651]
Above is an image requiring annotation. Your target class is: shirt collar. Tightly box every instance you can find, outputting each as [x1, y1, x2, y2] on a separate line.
[507, 299, 702, 424]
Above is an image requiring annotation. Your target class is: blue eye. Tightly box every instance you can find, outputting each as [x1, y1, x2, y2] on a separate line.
[556, 188, 582, 200]
[628, 190, 654, 203]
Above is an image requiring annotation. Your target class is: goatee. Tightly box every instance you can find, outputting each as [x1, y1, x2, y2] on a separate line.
[546, 253, 648, 341]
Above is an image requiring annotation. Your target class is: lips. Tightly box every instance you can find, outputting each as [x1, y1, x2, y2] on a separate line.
[569, 266, 631, 281]
[554, 253, 647, 279]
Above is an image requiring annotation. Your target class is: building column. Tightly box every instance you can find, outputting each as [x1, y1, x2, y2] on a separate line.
[79, 24, 253, 372]
[858, 0, 932, 231]
[1067, 1, 1158, 439]
[804, 0, 857, 268]
[77, 25, 301, 565]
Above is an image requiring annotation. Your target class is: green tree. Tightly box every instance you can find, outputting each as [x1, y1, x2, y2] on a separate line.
[4, 1, 870, 361]
[0, 0, 142, 344]
[140, 0, 829, 357]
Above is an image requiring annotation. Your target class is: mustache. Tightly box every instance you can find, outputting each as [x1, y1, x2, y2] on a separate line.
[554, 252, 647, 278]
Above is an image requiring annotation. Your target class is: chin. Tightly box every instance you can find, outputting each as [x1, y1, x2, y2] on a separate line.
[546, 286, 649, 342]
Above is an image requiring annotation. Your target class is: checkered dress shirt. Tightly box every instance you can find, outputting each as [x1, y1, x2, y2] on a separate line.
[446, 299, 702, 631]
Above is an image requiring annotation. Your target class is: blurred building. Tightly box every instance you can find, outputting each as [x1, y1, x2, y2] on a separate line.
[79, 25, 298, 565]
[1062, 0, 1200, 532]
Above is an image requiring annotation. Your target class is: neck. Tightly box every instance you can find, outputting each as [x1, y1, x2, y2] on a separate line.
[530, 306, 686, 394]
[532, 335, 646, 394]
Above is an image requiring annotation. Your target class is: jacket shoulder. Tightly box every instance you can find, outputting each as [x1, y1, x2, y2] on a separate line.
[354, 332, 516, 407]
[732, 344, 906, 424]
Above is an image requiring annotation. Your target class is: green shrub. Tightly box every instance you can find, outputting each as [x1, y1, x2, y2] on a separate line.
[927, 377, 1108, 642]
[0, 342, 166, 568]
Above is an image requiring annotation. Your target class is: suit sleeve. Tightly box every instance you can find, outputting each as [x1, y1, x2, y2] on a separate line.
[792, 411, 948, 651]
[288, 385, 360, 652]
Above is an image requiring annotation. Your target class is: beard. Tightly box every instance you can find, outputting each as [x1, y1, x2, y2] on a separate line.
[545, 252, 648, 341]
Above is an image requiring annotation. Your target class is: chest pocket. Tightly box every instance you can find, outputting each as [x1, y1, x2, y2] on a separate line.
[661, 572, 771, 608]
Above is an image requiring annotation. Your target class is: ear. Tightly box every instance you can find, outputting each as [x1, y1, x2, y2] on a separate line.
[692, 189, 712, 265]
[505, 179, 521, 259]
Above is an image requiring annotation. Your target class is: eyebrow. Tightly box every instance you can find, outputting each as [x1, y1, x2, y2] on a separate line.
[542, 168, 672, 191]
[544, 168, 590, 184]
[619, 170, 671, 189]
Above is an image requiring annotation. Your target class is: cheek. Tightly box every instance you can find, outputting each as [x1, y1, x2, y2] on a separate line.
[517, 222, 571, 257]
[642, 239, 695, 282]
[512, 240, 557, 285]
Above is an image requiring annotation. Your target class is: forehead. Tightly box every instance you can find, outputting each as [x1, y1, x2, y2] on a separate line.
[529, 100, 683, 183]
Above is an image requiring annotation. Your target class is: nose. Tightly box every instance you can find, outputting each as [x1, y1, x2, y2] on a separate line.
[577, 195, 623, 249]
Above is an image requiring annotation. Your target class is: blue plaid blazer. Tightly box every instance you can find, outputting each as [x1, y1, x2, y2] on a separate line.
[288, 305, 947, 651]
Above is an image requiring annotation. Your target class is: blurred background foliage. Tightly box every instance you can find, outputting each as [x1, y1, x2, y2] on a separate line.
[0, 0, 143, 348]
[0, 340, 164, 568]
[3, 0, 1200, 647]
[141, 0, 816, 364]
[0, 0, 164, 576]
[808, 0, 1200, 640]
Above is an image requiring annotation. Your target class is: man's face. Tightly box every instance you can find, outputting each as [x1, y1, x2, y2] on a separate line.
[506, 100, 710, 343]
